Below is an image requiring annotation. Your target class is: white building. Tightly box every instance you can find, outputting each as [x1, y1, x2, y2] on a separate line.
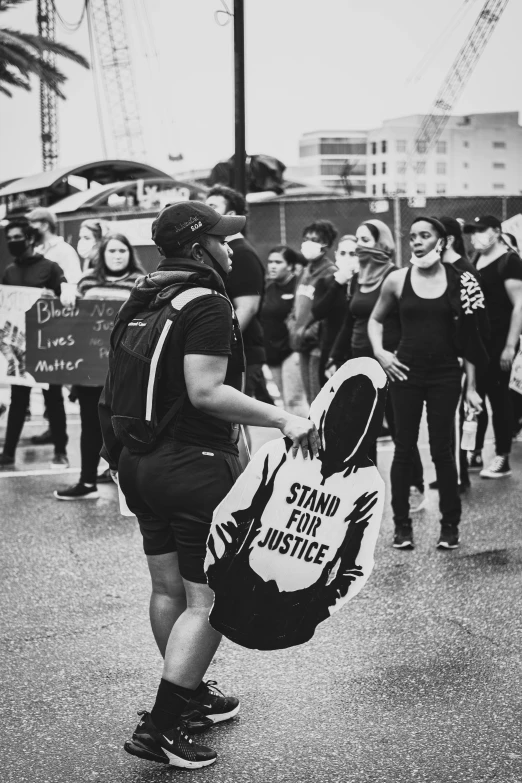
[366, 112, 522, 198]
[289, 130, 368, 194]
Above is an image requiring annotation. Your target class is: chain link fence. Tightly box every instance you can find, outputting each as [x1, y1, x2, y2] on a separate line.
[248, 195, 522, 267]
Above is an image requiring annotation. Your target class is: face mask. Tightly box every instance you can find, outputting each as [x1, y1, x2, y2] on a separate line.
[410, 240, 443, 269]
[471, 232, 497, 253]
[301, 240, 324, 262]
[77, 238, 96, 260]
[7, 239, 28, 258]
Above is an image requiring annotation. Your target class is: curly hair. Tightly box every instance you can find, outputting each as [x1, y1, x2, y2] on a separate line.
[302, 219, 338, 248]
[207, 185, 248, 216]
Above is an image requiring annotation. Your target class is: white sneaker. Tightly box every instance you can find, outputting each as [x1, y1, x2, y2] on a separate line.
[480, 456, 511, 479]
[409, 486, 427, 512]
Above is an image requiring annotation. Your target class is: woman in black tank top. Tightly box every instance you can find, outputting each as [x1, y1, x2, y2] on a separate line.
[368, 217, 483, 551]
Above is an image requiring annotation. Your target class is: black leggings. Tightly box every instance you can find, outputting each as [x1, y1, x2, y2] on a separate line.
[390, 360, 462, 527]
[77, 386, 103, 485]
[3, 384, 67, 458]
[475, 354, 514, 456]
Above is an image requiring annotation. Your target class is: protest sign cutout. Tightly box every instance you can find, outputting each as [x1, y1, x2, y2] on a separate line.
[205, 357, 388, 650]
[0, 285, 42, 386]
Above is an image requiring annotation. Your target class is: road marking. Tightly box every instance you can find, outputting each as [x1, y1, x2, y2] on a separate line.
[0, 467, 80, 479]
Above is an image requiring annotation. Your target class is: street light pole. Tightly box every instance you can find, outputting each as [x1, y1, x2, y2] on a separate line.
[233, 0, 246, 195]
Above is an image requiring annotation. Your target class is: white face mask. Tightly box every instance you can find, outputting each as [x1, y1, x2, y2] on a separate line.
[410, 240, 443, 269]
[77, 238, 96, 260]
[471, 231, 497, 253]
[301, 240, 324, 262]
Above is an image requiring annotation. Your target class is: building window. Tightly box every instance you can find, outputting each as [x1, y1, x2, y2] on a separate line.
[382, 162, 387, 175]
[463, 141, 469, 148]
[416, 140, 427, 154]
[372, 163, 377, 175]
[382, 183, 387, 195]
[416, 184, 426, 195]
[493, 183, 505, 190]
[415, 161, 426, 174]
[436, 184, 447, 195]
[493, 141, 506, 149]
[436, 141, 447, 154]
[463, 183, 468, 190]
[381, 140, 387, 154]
[436, 162, 447, 175]
[396, 182, 407, 194]
[372, 184, 377, 195]
[397, 161, 407, 175]
[371, 142, 377, 155]
[493, 162, 506, 169]
[319, 141, 367, 155]
[396, 140, 407, 153]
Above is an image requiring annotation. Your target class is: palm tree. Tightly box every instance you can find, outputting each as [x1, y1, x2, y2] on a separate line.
[0, 0, 89, 98]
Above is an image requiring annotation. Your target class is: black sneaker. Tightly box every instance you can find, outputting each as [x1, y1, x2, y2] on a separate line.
[437, 526, 460, 549]
[50, 452, 69, 469]
[0, 453, 15, 468]
[96, 468, 113, 484]
[393, 524, 414, 549]
[468, 452, 483, 472]
[187, 680, 240, 725]
[54, 483, 99, 500]
[124, 711, 217, 768]
[31, 428, 53, 445]
[480, 456, 511, 479]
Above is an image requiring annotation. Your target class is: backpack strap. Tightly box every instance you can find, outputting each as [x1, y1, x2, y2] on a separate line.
[150, 287, 226, 438]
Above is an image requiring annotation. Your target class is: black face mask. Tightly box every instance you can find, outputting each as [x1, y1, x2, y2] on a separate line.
[201, 245, 229, 284]
[7, 239, 29, 259]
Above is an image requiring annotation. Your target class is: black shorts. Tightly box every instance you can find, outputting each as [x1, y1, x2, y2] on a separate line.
[119, 440, 242, 583]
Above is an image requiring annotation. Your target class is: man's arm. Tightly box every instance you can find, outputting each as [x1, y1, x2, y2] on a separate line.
[501, 278, 522, 371]
[233, 294, 261, 331]
[184, 353, 320, 458]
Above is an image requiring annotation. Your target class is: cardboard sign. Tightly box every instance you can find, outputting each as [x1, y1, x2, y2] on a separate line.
[0, 285, 42, 386]
[205, 357, 388, 650]
[25, 299, 121, 386]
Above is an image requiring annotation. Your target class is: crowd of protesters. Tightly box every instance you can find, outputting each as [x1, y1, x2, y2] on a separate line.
[1, 195, 522, 552]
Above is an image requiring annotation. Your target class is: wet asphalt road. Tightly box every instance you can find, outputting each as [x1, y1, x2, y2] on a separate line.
[1, 410, 522, 783]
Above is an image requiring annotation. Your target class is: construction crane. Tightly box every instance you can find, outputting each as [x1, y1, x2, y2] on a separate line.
[413, 0, 510, 156]
[87, 0, 146, 160]
[37, 0, 59, 171]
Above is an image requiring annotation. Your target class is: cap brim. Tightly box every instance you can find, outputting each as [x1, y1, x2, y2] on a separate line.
[463, 223, 485, 233]
[206, 214, 246, 237]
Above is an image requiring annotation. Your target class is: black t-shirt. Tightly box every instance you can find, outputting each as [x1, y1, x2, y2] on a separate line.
[475, 251, 522, 350]
[2, 254, 64, 294]
[158, 295, 245, 453]
[226, 236, 266, 366]
[350, 277, 402, 357]
[261, 276, 297, 366]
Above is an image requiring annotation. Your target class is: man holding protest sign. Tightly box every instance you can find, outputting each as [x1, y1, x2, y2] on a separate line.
[99, 201, 319, 768]
[0, 218, 69, 469]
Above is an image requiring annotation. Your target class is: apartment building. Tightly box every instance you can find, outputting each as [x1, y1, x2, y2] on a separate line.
[290, 130, 368, 194]
[366, 112, 522, 198]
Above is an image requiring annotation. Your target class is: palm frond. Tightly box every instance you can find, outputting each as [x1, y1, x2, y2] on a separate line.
[0, 28, 89, 68]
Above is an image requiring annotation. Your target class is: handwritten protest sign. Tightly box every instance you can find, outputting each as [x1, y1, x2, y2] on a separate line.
[25, 299, 121, 386]
[0, 285, 42, 386]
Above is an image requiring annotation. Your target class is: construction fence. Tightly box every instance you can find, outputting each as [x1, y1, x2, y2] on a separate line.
[247, 195, 522, 268]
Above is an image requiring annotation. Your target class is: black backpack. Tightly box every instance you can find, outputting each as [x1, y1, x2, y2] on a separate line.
[108, 286, 228, 454]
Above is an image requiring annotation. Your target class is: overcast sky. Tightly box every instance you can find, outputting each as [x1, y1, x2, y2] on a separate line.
[1, 0, 521, 181]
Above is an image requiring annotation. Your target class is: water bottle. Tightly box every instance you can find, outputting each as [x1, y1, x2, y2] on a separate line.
[461, 413, 478, 452]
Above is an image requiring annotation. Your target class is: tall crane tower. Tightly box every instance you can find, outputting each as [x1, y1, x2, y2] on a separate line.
[37, 0, 58, 171]
[87, 0, 146, 160]
[413, 0, 510, 156]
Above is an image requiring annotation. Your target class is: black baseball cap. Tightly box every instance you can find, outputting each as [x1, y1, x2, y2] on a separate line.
[463, 215, 502, 233]
[151, 201, 246, 250]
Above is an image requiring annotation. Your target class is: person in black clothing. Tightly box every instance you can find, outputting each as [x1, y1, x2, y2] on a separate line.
[54, 233, 145, 500]
[0, 218, 69, 469]
[260, 245, 307, 416]
[464, 215, 522, 479]
[325, 220, 425, 509]
[369, 217, 485, 551]
[99, 202, 319, 769]
[205, 185, 270, 404]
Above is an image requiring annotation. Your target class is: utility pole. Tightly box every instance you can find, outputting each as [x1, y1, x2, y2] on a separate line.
[233, 0, 246, 195]
[37, 0, 58, 171]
